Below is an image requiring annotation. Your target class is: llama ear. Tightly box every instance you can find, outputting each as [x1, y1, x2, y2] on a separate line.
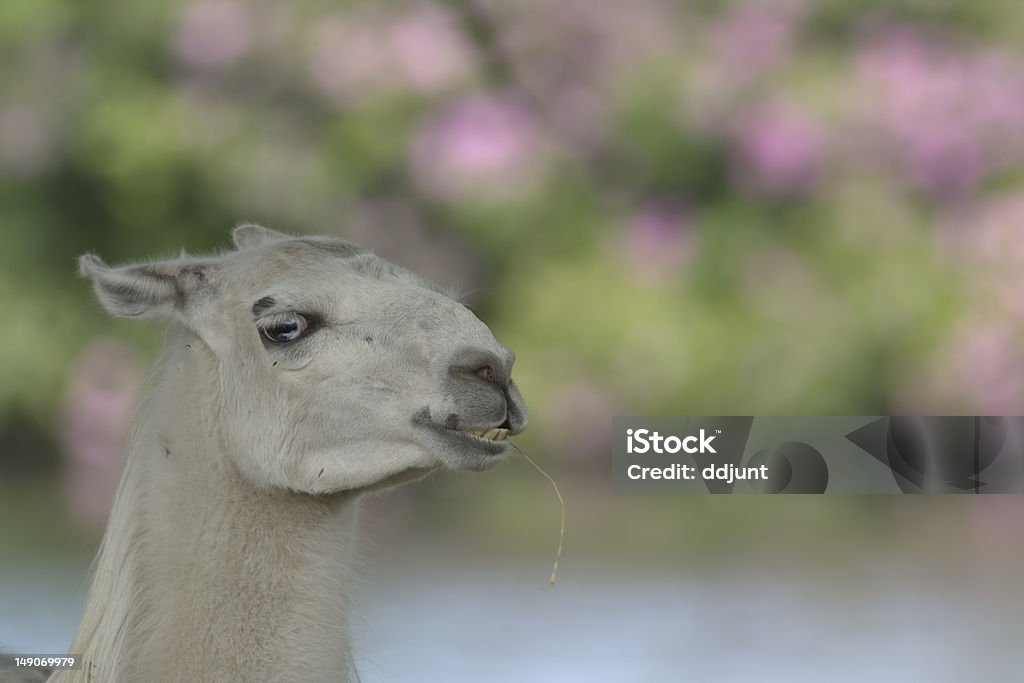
[232, 224, 290, 250]
[78, 253, 218, 319]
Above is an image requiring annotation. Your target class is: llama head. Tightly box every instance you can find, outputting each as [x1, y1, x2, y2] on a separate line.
[78, 225, 527, 494]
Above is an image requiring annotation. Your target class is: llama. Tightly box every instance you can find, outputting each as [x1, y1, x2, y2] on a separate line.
[14, 225, 527, 683]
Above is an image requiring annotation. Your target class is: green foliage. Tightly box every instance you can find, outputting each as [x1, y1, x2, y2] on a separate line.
[0, 0, 1019, 478]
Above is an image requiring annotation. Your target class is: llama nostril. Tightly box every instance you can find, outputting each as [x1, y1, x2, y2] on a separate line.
[475, 365, 496, 383]
[451, 349, 510, 387]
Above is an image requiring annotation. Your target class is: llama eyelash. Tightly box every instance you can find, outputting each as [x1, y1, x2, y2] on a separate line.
[256, 311, 320, 328]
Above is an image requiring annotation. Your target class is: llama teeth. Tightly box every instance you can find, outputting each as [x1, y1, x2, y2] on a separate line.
[466, 427, 509, 441]
[463, 427, 511, 441]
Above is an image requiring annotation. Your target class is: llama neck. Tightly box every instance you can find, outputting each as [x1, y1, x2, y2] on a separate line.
[58, 337, 361, 683]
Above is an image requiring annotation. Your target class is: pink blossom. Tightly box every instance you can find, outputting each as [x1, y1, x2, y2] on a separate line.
[309, 5, 470, 103]
[907, 193, 1024, 414]
[710, 5, 800, 75]
[854, 26, 1024, 199]
[485, 0, 676, 82]
[944, 317, 1024, 415]
[620, 202, 695, 286]
[731, 101, 826, 197]
[60, 339, 143, 529]
[172, 0, 253, 72]
[684, 4, 804, 128]
[388, 5, 471, 95]
[308, 16, 388, 103]
[939, 193, 1024, 318]
[409, 94, 545, 202]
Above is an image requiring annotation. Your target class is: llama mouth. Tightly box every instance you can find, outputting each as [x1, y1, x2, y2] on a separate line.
[442, 425, 511, 453]
[461, 427, 510, 442]
[412, 409, 512, 457]
[439, 425, 511, 453]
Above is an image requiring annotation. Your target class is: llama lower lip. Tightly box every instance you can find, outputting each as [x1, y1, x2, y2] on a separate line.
[410, 410, 511, 456]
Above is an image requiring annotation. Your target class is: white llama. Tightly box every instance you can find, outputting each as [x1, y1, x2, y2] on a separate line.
[5, 225, 526, 683]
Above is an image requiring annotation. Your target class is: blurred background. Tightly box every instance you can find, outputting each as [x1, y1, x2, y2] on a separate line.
[2, 0, 1024, 680]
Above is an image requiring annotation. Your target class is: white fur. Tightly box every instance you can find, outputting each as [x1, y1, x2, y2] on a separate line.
[42, 226, 527, 682]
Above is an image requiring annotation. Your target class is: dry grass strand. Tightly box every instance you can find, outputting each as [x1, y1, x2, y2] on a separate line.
[511, 442, 565, 589]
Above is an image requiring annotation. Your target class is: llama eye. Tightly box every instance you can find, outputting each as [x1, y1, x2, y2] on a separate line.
[259, 314, 309, 343]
